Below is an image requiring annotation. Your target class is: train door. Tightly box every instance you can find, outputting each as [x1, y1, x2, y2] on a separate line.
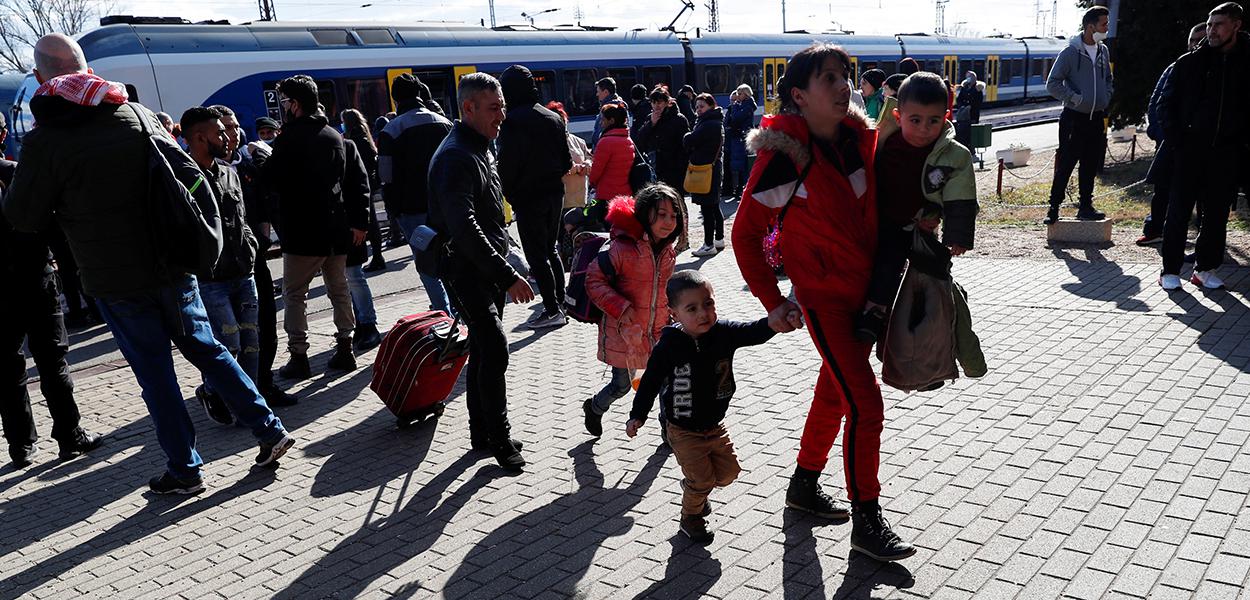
[943, 55, 959, 84]
[985, 55, 1000, 101]
[763, 57, 787, 115]
[385, 68, 412, 113]
[850, 56, 859, 84]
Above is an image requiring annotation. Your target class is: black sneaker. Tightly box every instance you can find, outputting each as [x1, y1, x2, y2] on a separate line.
[583, 398, 603, 437]
[851, 503, 916, 562]
[363, 258, 387, 273]
[471, 437, 524, 452]
[261, 384, 299, 407]
[853, 309, 887, 344]
[786, 470, 850, 520]
[57, 429, 103, 460]
[255, 432, 295, 467]
[524, 309, 568, 330]
[149, 472, 205, 495]
[353, 324, 383, 353]
[278, 353, 311, 380]
[327, 339, 357, 371]
[10, 445, 35, 469]
[1075, 205, 1106, 221]
[680, 514, 715, 544]
[195, 385, 235, 426]
[1042, 208, 1060, 225]
[491, 441, 525, 472]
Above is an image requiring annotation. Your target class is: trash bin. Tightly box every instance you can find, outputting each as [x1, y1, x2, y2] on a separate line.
[971, 123, 993, 149]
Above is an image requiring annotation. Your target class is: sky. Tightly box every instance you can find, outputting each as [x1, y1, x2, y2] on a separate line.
[98, 0, 1086, 39]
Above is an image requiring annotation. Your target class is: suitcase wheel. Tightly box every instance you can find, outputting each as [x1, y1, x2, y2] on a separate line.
[396, 402, 446, 428]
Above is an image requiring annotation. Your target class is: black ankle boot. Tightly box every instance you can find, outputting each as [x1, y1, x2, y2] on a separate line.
[785, 467, 850, 520]
[1076, 203, 1106, 220]
[850, 500, 916, 562]
[278, 352, 311, 380]
[327, 338, 357, 371]
[353, 323, 383, 352]
[1043, 207, 1060, 225]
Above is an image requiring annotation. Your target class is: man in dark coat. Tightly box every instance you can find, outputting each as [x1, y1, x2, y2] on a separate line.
[1159, 3, 1250, 291]
[497, 65, 573, 330]
[251, 75, 368, 378]
[4, 34, 293, 494]
[0, 112, 102, 468]
[428, 73, 535, 472]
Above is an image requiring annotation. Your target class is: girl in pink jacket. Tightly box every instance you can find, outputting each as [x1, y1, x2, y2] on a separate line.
[582, 184, 687, 437]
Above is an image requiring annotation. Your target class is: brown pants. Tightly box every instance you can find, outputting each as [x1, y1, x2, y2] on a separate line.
[667, 423, 741, 516]
[282, 253, 354, 355]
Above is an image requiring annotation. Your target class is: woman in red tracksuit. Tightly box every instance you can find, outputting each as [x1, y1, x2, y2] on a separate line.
[731, 43, 914, 563]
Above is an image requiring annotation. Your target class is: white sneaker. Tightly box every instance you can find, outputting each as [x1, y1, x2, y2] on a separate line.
[691, 245, 717, 257]
[1159, 274, 1182, 290]
[714, 238, 726, 250]
[1191, 270, 1225, 289]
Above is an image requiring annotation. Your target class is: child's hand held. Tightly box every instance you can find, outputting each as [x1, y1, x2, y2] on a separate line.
[625, 419, 641, 438]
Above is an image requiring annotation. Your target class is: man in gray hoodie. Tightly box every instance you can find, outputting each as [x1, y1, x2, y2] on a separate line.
[1044, 5, 1114, 224]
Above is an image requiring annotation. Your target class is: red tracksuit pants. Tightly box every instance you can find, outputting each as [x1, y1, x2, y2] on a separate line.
[797, 304, 884, 504]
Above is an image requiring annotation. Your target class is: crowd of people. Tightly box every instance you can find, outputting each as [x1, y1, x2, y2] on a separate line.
[1, 2, 1243, 566]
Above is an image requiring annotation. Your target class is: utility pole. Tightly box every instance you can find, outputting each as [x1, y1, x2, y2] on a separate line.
[1034, 0, 1043, 36]
[935, 0, 948, 34]
[1049, 0, 1058, 36]
[782, 0, 787, 33]
[489, 0, 497, 27]
[258, 0, 276, 21]
[706, 0, 719, 32]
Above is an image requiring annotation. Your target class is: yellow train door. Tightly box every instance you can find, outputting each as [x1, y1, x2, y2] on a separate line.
[943, 55, 959, 84]
[763, 57, 787, 115]
[985, 55, 1000, 101]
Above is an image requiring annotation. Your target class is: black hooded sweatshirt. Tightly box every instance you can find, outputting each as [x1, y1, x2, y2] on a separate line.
[497, 65, 573, 208]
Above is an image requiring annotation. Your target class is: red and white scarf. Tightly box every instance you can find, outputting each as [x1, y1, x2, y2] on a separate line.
[34, 72, 128, 106]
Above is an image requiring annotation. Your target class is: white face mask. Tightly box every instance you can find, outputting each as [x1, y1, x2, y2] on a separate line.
[1092, 31, 1108, 43]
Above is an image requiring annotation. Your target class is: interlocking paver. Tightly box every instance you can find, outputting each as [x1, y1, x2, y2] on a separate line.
[5, 241, 1250, 598]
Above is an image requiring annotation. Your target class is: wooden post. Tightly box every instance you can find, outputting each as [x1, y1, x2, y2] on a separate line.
[1130, 135, 1136, 162]
[997, 158, 1004, 197]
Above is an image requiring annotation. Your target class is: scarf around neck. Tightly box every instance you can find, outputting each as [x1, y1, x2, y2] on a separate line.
[35, 73, 128, 106]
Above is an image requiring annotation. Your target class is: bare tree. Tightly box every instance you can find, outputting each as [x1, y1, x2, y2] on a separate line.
[0, 0, 113, 72]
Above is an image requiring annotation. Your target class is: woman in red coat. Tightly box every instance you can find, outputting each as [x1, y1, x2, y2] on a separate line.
[588, 103, 635, 203]
[731, 42, 914, 563]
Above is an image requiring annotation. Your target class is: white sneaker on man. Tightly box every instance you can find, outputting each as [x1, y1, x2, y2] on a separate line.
[713, 238, 726, 250]
[1191, 270, 1225, 289]
[1159, 274, 1182, 290]
[691, 245, 717, 257]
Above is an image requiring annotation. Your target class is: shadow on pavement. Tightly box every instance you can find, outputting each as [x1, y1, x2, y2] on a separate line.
[1051, 247, 1149, 313]
[830, 551, 915, 599]
[273, 453, 494, 599]
[630, 536, 722, 599]
[441, 441, 668, 598]
[305, 407, 439, 498]
[782, 509, 831, 599]
[1167, 285, 1250, 373]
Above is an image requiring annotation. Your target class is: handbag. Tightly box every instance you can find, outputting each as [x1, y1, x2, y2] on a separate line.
[762, 151, 814, 269]
[683, 162, 714, 195]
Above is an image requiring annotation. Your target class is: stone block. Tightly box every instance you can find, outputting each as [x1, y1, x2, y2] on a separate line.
[1048, 218, 1112, 243]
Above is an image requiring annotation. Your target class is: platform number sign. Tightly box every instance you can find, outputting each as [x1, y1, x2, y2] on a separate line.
[263, 87, 282, 121]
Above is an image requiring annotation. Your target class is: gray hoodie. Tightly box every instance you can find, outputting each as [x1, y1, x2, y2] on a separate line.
[1046, 34, 1114, 116]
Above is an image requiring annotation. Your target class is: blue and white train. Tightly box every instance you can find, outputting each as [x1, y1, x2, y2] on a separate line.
[9, 17, 1069, 149]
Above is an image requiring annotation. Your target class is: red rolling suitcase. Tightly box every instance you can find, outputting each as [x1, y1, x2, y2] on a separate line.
[370, 311, 469, 426]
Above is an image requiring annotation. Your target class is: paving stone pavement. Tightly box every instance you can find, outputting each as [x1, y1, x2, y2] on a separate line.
[3, 234, 1250, 599]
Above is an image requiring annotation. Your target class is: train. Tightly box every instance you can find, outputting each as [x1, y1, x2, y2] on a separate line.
[8, 17, 1069, 150]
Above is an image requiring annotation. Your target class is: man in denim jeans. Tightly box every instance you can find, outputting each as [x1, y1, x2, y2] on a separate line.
[377, 73, 454, 314]
[2, 34, 294, 494]
[181, 106, 263, 426]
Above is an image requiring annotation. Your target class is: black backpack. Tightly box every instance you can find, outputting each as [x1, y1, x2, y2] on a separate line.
[628, 145, 652, 194]
[129, 103, 223, 277]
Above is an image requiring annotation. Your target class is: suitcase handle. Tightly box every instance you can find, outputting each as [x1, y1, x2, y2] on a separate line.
[437, 314, 464, 362]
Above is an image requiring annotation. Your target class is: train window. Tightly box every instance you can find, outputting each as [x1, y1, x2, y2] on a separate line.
[342, 78, 389, 121]
[311, 29, 356, 46]
[411, 70, 453, 117]
[1031, 58, 1043, 77]
[732, 64, 761, 99]
[973, 60, 985, 81]
[925, 59, 941, 74]
[764, 62, 774, 97]
[861, 61, 877, 72]
[529, 69, 557, 104]
[1013, 59, 1024, 81]
[356, 29, 396, 45]
[958, 60, 972, 79]
[702, 64, 730, 94]
[317, 80, 339, 124]
[1000, 60, 1011, 82]
[562, 68, 600, 116]
[606, 68, 639, 97]
[879, 61, 896, 75]
[643, 66, 672, 91]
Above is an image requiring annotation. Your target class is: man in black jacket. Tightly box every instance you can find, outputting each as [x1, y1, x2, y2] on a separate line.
[0, 113, 102, 468]
[1159, 3, 1249, 291]
[181, 106, 264, 426]
[377, 73, 454, 315]
[429, 73, 535, 472]
[251, 75, 368, 377]
[498, 65, 573, 330]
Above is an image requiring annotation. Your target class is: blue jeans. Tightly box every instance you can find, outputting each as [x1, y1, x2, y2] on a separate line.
[200, 276, 260, 391]
[346, 265, 377, 326]
[591, 367, 635, 415]
[395, 212, 452, 315]
[95, 275, 286, 480]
